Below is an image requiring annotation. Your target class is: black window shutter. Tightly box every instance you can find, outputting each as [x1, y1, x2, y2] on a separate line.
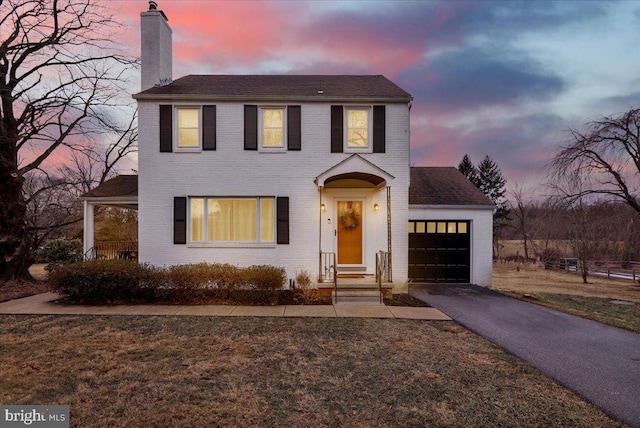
[244, 105, 258, 150]
[202, 105, 216, 150]
[373, 105, 386, 153]
[174, 197, 187, 245]
[276, 197, 289, 245]
[331, 105, 343, 153]
[287, 105, 301, 151]
[160, 105, 172, 152]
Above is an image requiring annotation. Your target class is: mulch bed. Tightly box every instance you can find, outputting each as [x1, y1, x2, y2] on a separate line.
[384, 293, 431, 307]
[1, 280, 429, 308]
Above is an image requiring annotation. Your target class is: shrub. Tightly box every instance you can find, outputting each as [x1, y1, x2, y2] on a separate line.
[241, 265, 287, 291]
[165, 263, 242, 300]
[49, 259, 159, 304]
[227, 265, 286, 305]
[35, 238, 83, 272]
[538, 248, 562, 269]
[296, 270, 320, 302]
[167, 263, 214, 290]
[50, 261, 290, 305]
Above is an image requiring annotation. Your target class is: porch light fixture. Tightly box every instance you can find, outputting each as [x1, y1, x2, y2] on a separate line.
[320, 203, 326, 212]
[373, 203, 380, 212]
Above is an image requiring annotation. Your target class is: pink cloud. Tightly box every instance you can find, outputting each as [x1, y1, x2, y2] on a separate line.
[118, 1, 428, 77]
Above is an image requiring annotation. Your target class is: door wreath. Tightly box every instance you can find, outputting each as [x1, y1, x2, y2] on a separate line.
[339, 209, 360, 231]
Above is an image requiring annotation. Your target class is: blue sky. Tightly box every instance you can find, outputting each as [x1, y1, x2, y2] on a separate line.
[118, 0, 640, 195]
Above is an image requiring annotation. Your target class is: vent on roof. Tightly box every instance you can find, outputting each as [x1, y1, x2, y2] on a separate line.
[149, 1, 158, 10]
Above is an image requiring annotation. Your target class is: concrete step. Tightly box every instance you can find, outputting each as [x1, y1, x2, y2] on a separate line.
[332, 289, 383, 305]
[335, 283, 380, 290]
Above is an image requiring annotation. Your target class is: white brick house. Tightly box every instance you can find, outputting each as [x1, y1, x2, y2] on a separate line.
[81, 2, 494, 294]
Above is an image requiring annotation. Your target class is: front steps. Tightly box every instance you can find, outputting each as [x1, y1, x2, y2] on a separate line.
[318, 276, 393, 305]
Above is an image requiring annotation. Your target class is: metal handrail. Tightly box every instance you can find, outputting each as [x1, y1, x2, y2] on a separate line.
[320, 252, 337, 303]
[83, 247, 95, 261]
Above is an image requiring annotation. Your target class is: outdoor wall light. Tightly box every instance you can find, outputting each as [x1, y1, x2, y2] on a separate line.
[373, 203, 380, 212]
[320, 203, 326, 212]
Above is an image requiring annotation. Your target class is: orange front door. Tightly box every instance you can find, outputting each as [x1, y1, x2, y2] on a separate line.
[337, 201, 363, 265]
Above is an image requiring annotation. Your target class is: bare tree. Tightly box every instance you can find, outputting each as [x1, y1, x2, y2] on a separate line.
[510, 183, 531, 260]
[0, 0, 136, 280]
[23, 171, 83, 253]
[549, 170, 599, 283]
[550, 107, 640, 213]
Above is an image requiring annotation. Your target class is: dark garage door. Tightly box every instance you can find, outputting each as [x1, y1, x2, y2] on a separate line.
[408, 220, 470, 283]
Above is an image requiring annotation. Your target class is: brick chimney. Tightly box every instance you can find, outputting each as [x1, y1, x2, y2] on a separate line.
[140, 1, 172, 91]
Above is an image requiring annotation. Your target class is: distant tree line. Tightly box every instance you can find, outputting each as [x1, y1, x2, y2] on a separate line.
[459, 106, 640, 284]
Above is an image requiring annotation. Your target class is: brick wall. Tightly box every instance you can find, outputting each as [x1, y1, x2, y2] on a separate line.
[138, 101, 410, 288]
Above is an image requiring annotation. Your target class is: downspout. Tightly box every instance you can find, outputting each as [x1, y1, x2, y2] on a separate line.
[318, 186, 323, 282]
[387, 186, 392, 281]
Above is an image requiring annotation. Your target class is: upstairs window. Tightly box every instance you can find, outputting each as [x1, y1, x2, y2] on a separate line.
[245, 105, 300, 151]
[160, 105, 215, 153]
[346, 108, 370, 150]
[176, 107, 201, 149]
[261, 107, 285, 149]
[331, 105, 384, 154]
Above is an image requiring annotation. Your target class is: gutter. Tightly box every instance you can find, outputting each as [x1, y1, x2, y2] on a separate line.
[409, 204, 496, 210]
[132, 94, 413, 104]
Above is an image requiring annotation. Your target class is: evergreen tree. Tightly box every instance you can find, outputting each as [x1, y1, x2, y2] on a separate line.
[458, 154, 479, 187]
[477, 156, 507, 206]
[458, 155, 510, 258]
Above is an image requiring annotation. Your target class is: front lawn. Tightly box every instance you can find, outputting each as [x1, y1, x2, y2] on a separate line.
[493, 263, 640, 333]
[0, 315, 623, 427]
[500, 291, 640, 333]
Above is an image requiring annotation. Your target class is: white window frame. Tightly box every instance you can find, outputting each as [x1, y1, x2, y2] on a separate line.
[187, 196, 276, 247]
[174, 106, 202, 152]
[344, 106, 372, 153]
[259, 106, 287, 152]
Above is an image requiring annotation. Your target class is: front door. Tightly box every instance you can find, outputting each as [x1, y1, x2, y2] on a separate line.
[337, 200, 363, 265]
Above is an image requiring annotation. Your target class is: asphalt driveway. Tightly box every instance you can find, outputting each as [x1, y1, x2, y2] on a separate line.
[410, 284, 640, 428]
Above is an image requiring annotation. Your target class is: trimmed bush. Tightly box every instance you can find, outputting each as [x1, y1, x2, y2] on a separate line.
[241, 265, 287, 291]
[50, 261, 290, 305]
[165, 263, 242, 301]
[232, 265, 286, 304]
[35, 238, 82, 272]
[49, 259, 159, 304]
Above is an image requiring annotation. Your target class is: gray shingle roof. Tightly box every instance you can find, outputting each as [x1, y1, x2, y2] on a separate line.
[81, 169, 493, 208]
[409, 167, 494, 206]
[134, 75, 412, 101]
[81, 175, 138, 198]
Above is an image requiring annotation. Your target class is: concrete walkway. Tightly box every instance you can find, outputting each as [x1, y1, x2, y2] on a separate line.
[0, 292, 451, 320]
[410, 284, 640, 428]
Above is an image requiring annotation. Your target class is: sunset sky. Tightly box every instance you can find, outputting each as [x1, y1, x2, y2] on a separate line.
[116, 0, 640, 195]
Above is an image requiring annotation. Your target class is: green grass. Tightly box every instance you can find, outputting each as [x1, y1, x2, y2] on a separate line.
[0, 315, 624, 427]
[501, 291, 640, 333]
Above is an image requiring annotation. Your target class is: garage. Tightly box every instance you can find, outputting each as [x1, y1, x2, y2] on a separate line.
[408, 220, 471, 283]
[408, 167, 495, 286]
